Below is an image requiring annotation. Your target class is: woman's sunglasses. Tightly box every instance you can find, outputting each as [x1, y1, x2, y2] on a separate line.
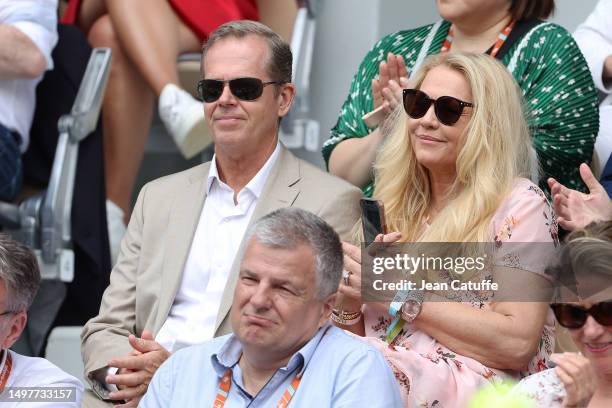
[197, 77, 284, 103]
[403, 89, 473, 126]
[551, 301, 612, 329]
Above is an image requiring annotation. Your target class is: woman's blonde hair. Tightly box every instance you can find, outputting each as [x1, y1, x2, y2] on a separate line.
[373, 53, 534, 243]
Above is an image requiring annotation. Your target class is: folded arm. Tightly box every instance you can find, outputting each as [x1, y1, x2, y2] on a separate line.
[414, 267, 550, 371]
[0, 2, 58, 79]
[416, 302, 548, 370]
[0, 24, 48, 78]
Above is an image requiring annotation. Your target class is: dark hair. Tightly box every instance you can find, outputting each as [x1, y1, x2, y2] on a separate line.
[201, 20, 292, 84]
[547, 221, 612, 301]
[244, 208, 343, 300]
[0, 234, 40, 311]
[510, 0, 555, 20]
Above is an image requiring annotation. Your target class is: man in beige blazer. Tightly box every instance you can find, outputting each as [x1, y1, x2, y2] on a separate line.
[81, 21, 361, 407]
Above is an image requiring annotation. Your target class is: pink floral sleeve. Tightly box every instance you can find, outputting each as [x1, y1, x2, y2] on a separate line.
[491, 178, 560, 277]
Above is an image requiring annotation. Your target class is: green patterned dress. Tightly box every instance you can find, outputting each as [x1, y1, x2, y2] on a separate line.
[322, 20, 599, 197]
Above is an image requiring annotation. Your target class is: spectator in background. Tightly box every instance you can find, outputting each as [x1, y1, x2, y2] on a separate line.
[139, 208, 402, 408]
[548, 163, 612, 230]
[0, 0, 58, 201]
[0, 233, 83, 407]
[323, 0, 599, 197]
[334, 53, 558, 407]
[574, 0, 612, 177]
[62, 0, 298, 263]
[513, 221, 612, 407]
[80, 21, 360, 408]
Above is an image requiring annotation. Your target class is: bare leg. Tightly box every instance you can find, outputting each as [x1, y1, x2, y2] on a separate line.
[74, 0, 107, 34]
[105, 0, 200, 96]
[257, 0, 298, 42]
[88, 15, 154, 219]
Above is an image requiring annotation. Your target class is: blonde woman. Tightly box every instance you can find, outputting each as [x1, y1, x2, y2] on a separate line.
[334, 53, 559, 407]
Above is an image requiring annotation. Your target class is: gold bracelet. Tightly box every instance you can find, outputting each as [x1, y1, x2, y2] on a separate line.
[332, 309, 361, 319]
[331, 309, 362, 325]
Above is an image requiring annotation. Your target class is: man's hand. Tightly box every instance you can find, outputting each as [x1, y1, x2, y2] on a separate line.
[548, 163, 612, 231]
[107, 330, 170, 407]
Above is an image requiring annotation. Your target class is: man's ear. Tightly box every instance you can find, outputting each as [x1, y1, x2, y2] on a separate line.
[277, 83, 296, 118]
[318, 293, 337, 326]
[1, 312, 26, 349]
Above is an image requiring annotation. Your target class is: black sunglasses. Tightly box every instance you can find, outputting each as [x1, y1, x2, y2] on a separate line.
[403, 89, 473, 126]
[197, 77, 284, 103]
[551, 301, 612, 329]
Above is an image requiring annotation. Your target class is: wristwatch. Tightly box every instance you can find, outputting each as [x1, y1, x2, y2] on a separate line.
[400, 291, 424, 323]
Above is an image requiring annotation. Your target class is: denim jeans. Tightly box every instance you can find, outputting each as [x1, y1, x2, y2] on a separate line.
[0, 122, 22, 201]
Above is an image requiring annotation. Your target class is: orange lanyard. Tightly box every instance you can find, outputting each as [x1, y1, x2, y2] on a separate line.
[440, 20, 516, 58]
[213, 368, 302, 408]
[0, 350, 13, 393]
[214, 327, 331, 407]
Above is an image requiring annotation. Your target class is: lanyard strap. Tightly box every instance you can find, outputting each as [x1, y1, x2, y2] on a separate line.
[214, 369, 302, 408]
[0, 350, 13, 393]
[213, 327, 331, 407]
[440, 20, 516, 58]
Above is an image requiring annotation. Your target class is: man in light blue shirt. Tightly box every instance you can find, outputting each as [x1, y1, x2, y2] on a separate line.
[139, 208, 402, 407]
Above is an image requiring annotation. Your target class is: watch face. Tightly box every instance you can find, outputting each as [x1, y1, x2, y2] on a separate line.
[402, 299, 421, 322]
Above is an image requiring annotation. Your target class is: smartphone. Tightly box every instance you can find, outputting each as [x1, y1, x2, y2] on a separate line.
[360, 198, 387, 246]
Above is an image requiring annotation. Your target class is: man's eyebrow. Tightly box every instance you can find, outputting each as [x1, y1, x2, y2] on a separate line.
[270, 277, 305, 293]
[239, 268, 257, 277]
[238, 268, 303, 290]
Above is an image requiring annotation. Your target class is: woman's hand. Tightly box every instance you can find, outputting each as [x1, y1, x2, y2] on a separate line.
[551, 352, 597, 408]
[371, 53, 410, 119]
[548, 163, 612, 231]
[338, 232, 402, 312]
[330, 56, 409, 184]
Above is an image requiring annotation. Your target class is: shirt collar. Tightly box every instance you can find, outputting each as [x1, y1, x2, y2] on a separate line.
[205, 141, 281, 198]
[211, 324, 332, 378]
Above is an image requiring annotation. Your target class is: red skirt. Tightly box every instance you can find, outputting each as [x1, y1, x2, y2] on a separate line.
[61, 0, 259, 41]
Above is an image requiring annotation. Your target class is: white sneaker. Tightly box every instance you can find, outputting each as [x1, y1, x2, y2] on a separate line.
[158, 83, 211, 159]
[106, 200, 126, 267]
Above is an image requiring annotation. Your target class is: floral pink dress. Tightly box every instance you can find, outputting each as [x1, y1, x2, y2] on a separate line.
[358, 178, 559, 407]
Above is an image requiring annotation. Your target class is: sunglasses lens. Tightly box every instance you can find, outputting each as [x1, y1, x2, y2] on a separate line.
[435, 97, 464, 126]
[552, 304, 587, 329]
[229, 78, 264, 101]
[199, 80, 224, 102]
[592, 302, 612, 326]
[403, 89, 430, 119]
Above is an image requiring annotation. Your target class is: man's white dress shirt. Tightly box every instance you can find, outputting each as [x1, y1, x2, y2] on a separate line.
[155, 142, 280, 352]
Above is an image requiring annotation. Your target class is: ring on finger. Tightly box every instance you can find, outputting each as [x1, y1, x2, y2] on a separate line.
[342, 270, 352, 286]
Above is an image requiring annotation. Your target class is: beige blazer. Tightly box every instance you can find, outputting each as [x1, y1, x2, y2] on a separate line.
[81, 146, 361, 401]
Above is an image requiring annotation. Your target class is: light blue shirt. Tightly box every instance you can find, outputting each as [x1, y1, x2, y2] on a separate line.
[139, 324, 402, 407]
